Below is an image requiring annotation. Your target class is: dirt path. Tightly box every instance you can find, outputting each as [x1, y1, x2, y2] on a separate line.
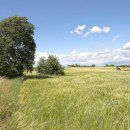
[0, 123, 6, 130]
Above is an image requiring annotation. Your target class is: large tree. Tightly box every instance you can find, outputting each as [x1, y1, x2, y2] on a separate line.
[0, 16, 36, 78]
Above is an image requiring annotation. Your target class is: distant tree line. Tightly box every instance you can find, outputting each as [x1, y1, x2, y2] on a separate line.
[68, 63, 130, 68]
[117, 65, 130, 68]
[105, 64, 115, 67]
[68, 64, 96, 67]
[105, 64, 130, 68]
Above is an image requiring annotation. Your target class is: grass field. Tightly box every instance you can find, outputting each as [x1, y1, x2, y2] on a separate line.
[0, 68, 130, 130]
[1, 67, 130, 130]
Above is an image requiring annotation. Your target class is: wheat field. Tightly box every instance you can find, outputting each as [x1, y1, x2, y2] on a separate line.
[9, 67, 130, 130]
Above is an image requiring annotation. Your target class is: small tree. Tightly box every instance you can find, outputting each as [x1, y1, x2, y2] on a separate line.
[91, 64, 96, 67]
[37, 57, 47, 74]
[37, 55, 64, 75]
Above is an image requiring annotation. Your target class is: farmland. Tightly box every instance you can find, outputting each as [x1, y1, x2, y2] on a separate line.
[3, 67, 128, 130]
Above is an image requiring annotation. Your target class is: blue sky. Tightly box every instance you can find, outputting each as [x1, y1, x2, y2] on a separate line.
[0, 0, 130, 65]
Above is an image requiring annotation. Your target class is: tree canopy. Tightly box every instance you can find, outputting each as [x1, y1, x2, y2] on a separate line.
[0, 16, 36, 78]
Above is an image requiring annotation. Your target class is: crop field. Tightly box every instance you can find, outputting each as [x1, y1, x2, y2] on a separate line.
[8, 67, 130, 130]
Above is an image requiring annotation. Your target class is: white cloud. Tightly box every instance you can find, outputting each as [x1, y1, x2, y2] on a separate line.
[83, 32, 90, 37]
[35, 42, 130, 66]
[70, 50, 78, 54]
[90, 26, 102, 33]
[122, 42, 130, 50]
[83, 26, 111, 37]
[71, 24, 86, 35]
[35, 52, 49, 66]
[90, 26, 111, 34]
[102, 26, 111, 33]
[112, 35, 121, 41]
[71, 25, 111, 37]
[76, 25, 86, 31]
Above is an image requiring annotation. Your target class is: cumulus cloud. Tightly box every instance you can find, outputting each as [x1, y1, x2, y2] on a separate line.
[35, 42, 130, 66]
[70, 24, 86, 35]
[35, 52, 49, 66]
[88, 26, 111, 35]
[83, 32, 90, 37]
[83, 26, 111, 37]
[34, 52, 66, 66]
[122, 42, 130, 50]
[112, 35, 121, 41]
[90, 26, 102, 33]
[70, 50, 78, 54]
[71, 25, 111, 37]
[102, 26, 111, 33]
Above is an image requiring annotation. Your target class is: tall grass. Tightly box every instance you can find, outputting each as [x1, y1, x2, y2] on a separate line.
[0, 77, 11, 124]
[0, 77, 23, 129]
[10, 68, 130, 130]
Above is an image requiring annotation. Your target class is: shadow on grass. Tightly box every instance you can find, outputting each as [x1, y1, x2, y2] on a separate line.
[23, 75, 52, 80]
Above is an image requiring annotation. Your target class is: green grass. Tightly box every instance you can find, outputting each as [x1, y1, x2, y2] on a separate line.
[9, 67, 130, 130]
[0, 77, 23, 129]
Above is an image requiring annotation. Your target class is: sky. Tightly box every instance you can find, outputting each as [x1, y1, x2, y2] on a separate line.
[0, 0, 130, 66]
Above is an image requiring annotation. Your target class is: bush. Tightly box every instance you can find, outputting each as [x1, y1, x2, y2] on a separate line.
[37, 55, 64, 75]
[91, 64, 96, 67]
[37, 57, 47, 74]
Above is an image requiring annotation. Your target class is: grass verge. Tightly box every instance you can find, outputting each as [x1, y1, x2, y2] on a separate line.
[0, 77, 23, 130]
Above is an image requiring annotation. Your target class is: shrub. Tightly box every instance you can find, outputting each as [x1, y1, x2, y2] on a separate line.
[37, 57, 47, 74]
[91, 64, 96, 67]
[37, 55, 64, 75]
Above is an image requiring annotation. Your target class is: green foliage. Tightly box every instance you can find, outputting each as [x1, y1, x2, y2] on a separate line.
[0, 16, 36, 78]
[37, 57, 47, 74]
[37, 55, 64, 75]
[91, 64, 96, 67]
